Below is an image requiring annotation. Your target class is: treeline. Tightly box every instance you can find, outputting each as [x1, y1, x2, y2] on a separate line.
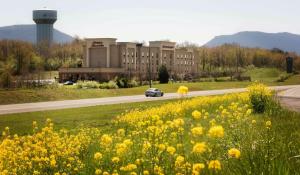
[0, 39, 83, 88]
[1, 39, 300, 88]
[195, 44, 300, 76]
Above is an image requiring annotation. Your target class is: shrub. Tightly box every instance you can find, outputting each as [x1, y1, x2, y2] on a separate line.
[99, 81, 119, 89]
[128, 79, 139, 88]
[247, 83, 272, 113]
[46, 82, 59, 89]
[76, 81, 100, 89]
[276, 73, 292, 82]
[115, 77, 129, 88]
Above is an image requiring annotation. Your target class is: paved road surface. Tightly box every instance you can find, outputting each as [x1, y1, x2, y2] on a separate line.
[278, 86, 300, 112]
[0, 85, 299, 115]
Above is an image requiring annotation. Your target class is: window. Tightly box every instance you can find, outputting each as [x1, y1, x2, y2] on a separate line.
[142, 52, 144, 57]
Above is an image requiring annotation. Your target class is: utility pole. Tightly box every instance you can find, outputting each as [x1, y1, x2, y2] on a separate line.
[148, 45, 152, 88]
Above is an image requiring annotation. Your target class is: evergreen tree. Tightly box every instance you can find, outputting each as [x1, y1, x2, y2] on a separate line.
[158, 65, 169, 84]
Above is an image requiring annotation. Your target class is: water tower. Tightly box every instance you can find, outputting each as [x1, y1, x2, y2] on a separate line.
[33, 9, 57, 46]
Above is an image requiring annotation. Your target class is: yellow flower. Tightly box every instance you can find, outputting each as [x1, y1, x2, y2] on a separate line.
[95, 169, 102, 175]
[123, 139, 133, 146]
[192, 142, 206, 154]
[33, 121, 37, 127]
[46, 118, 52, 123]
[116, 143, 128, 156]
[135, 159, 142, 165]
[50, 159, 57, 167]
[94, 152, 103, 161]
[143, 170, 150, 175]
[208, 160, 221, 170]
[100, 134, 113, 147]
[266, 120, 272, 128]
[158, 144, 166, 151]
[173, 118, 185, 128]
[252, 120, 256, 124]
[208, 125, 224, 138]
[193, 163, 205, 172]
[167, 146, 176, 155]
[117, 128, 125, 136]
[112, 170, 119, 175]
[191, 127, 203, 137]
[192, 110, 201, 119]
[112, 157, 120, 163]
[120, 164, 137, 171]
[103, 172, 110, 175]
[33, 170, 40, 175]
[177, 86, 189, 96]
[175, 155, 185, 167]
[228, 148, 241, 158]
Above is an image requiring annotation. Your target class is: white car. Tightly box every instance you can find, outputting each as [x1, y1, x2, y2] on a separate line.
[145, 88, 164, 97]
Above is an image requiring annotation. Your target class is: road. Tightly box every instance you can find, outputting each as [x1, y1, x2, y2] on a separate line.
[277, 86, 300, 112]
[0, 85, 299, 115]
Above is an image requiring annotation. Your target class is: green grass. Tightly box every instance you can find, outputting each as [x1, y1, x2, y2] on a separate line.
[243, 67, 289, 82]
[0, 68, 299, 105]
[0, 81, 251, 104]
[0, 99, 177, 135]
[1, 89, 300, 174]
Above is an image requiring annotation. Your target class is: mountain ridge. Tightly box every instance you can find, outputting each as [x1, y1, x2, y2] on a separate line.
[0, 24, 74, 43]
[205, 31, 300, 54]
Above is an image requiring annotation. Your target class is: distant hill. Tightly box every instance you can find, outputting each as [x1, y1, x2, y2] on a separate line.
[205, 31, 300, 54]
[0, 24, 74, 43]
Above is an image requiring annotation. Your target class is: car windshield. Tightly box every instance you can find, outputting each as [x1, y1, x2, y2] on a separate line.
[147, 88, 157, 91]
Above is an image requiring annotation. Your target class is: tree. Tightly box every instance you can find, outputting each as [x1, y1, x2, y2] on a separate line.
[158, 65, 169, 84]
[0, 57, 16, 88]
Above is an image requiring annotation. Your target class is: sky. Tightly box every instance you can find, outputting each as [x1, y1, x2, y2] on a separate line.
[0, 0, 299, 45]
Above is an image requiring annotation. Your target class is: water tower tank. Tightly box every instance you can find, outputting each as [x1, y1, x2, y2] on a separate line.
[33, 9, 57, 46]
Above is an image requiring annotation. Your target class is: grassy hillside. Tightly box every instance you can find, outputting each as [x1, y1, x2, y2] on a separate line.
[1, 85, 300, 174]
[242, 67, 290, 82]
[0, 99, 176, 135]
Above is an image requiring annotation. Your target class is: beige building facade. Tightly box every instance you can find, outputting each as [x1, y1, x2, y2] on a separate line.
[59, 38, 198, 82]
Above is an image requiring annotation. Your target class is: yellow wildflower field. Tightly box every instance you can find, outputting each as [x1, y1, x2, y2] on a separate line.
[1, 83, 300, 175]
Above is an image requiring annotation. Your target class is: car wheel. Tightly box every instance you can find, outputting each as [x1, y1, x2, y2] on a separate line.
[161, 93, 164, 97]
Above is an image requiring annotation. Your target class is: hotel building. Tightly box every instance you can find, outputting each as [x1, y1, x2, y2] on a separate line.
[59, 38, 198, 82]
